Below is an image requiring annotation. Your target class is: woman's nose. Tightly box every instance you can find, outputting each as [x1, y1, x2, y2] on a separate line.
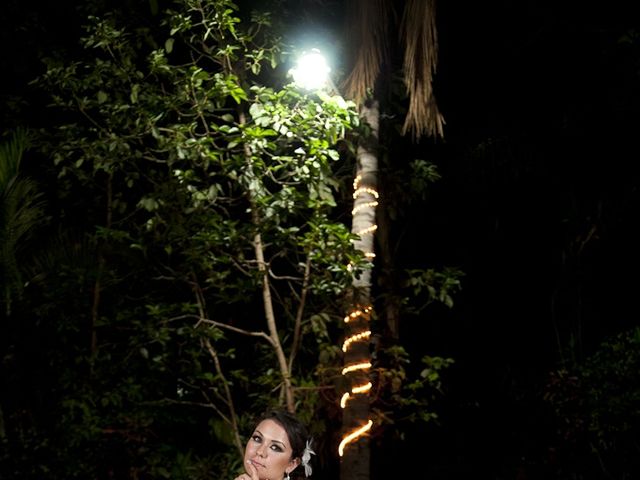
[256, 444, 267, 457]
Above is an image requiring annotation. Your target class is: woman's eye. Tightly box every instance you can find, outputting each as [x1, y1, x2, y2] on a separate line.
[252, 435, 262, 443]
[270, 445, 283, 452]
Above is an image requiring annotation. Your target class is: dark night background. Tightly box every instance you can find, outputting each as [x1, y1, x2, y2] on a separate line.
[391, 1, 640, 478]
[2, 0, 640, 478]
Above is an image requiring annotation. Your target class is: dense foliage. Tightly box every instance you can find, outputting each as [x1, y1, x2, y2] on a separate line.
[545, 327, 640, 478]
[2, 0, 363, 477]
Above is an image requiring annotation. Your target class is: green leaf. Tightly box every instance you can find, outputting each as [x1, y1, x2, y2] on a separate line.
[327, 149, 340, 161]
[165, 38, 174, 54]
[138, 197, 159, 211]
[249, 102, 265, 119]
[130, 84, 140, 104]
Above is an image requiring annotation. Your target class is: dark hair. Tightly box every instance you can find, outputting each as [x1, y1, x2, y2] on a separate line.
[256, 409, 309, 460]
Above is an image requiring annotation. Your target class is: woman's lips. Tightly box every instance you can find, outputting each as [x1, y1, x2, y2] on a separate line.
[250, 459, 265, 469]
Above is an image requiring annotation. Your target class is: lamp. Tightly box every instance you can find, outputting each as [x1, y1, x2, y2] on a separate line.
[289, 49, 331, 91]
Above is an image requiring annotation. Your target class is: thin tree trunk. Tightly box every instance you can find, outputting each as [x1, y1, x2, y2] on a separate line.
[288, 256, 311, 373]
[90, 172, 113, 363]
[202, 338, 244, 456]
[91, 262, 102, 357]
[239, 111, 295, 413]
[252, 220, 295, 413]
[0, 404, 5, 440]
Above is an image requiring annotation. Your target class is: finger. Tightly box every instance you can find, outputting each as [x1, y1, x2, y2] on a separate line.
[246, 460, 260, 480]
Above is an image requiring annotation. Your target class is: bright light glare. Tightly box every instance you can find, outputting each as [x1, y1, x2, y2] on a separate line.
[290, 50, 331, 90]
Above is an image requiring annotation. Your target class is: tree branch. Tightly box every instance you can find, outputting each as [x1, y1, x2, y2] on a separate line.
[197, 318, 275, 346]
[288, 254, 311, 372]
[192, 277, 244, 457]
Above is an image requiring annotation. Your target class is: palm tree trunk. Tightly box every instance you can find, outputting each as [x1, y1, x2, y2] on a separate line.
[341, 99, 379, 480]
[339, 2, 443, 476]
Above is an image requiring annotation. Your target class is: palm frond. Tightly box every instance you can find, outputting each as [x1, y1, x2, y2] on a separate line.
[3, 177, 46, 247]
[23, 229, 98, 285]
[0, 128, 29, 193]
[400, 0, 445, 140]
[0, 129, 44, 309]
[341, 0, 392, 103]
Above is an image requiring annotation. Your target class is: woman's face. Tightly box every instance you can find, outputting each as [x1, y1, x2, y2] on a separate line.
[244, 419, 300, 480]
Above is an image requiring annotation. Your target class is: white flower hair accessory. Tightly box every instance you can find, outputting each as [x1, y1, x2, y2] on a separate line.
[300, 439, 315, 477]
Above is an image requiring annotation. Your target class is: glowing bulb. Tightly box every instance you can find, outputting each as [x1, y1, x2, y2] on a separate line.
[353, 175, 362, 190]
[338, 420, 373, 456]
[289, 49, 331, 90]
[343, 306, 372, 323]
[353, 187, 379, 200]
[342, 362, 372, 375]
[356, 225, 378, 236]
[352, 201, 379, 215]
[342, 331, 372, 352]
[352, 382, 372, 394]
[340, 382, 372, 409]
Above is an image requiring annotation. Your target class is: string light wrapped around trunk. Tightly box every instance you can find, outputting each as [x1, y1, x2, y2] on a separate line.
[339, 154, 379, 457]
[339, 305, 374, 456]
[338, 419, 373, 457]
